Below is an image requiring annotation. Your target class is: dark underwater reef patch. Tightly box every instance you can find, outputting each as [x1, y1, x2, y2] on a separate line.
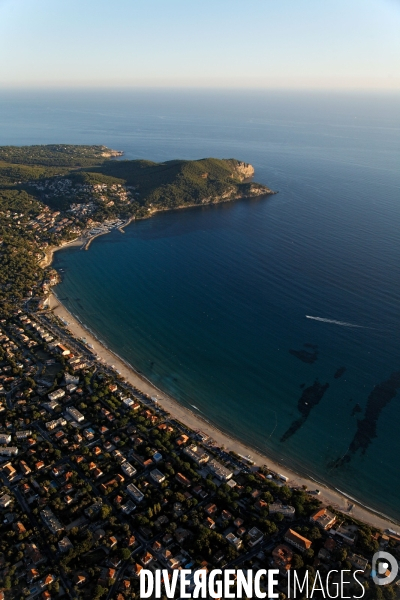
[334, 366, 346, 379]
[331, 371, 400, 468]
[289, 344, 319, 364]
[351, 403, 362, 417]
[281, 379, 330, 443]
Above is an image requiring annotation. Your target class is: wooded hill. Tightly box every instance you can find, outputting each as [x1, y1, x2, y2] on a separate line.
[0, 145, 274, 313]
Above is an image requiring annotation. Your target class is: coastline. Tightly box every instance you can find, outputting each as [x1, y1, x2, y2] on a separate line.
[39, 215, 136, 268]
[39, 191, 276, 268]
[39, 237, 85, 269]
[45, 278, 399, 532]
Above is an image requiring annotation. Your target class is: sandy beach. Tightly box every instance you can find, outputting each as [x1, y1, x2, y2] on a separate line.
[40, 237, 85, 269]
[45, 261, 399, 532]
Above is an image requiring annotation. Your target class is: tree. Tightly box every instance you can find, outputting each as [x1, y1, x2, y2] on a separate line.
[273, 512, 284, 523]
[304, 548, 314, 562]
[100, 505, 111, 519]
[279, 485, 292, 502]
[262, 491, 274, 503]
[308, 526, 321, 541]
[292, 554, 304, 569]
[335, 547, 348, 562]
[358, 528, 379, 554]
[49, 581, 60, 593]
[120, 548, 131, 560]
[93, 585, 106, 600]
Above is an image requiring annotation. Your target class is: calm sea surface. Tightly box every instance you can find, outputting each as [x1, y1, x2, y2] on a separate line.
[1, 89, 399, 520]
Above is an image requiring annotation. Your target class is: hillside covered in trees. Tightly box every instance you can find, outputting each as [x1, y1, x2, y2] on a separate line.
[0, 145, 275, 313]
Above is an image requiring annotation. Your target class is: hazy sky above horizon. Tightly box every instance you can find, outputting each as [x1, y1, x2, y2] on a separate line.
[1, 0, 399, 90]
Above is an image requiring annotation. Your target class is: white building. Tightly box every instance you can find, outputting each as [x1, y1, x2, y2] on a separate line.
[41, 508, 63, 534]
[65, 383, 77, 394]
[0, 493, 12, 508]
[126, 483, 144, 503]
[44, 399, 60, 411]
[0, 446, 18, 456]
[226, 533, 242, 549]
[48, 389, 65, 402]
[15, 430, 32, 441]
[207, 459, 233, 482]
[121, 462, 137, 478]
[183, 444, 210, 465]
[64, 373, 79, 385]
[269, 503, 296, 520]
[66, 406, 84, 423]
[248, 527, 264, 547]
[123, 397, 134, 408]
[150, 469, 165, 485]
[46, 418, 67, 430]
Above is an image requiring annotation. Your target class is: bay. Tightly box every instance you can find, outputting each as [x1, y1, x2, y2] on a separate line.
[1, 89, 400, 520]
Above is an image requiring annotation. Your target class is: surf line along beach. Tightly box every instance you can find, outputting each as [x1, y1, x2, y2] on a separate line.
[45, 288, 398, 533]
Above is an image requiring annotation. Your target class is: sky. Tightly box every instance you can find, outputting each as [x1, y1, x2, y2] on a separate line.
[0, 0, 399, 90]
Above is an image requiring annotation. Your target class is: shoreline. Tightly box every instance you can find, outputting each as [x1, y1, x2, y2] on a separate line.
[39, 193, 276, 268]
[40, 215, 136, 267]
[39, 237, 85, 269]
[46, 280, 399, 532]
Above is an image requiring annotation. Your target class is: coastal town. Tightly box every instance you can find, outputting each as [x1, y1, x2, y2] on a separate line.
[20, 179, 136, 259]
[1, 0, 398, 582]
[0, 298, 399, 600]
[0, 145, 399, 599]
[0, 147, 274, 278]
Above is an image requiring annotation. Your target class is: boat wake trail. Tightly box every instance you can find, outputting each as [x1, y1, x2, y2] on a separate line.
[306, 315, 366, 328]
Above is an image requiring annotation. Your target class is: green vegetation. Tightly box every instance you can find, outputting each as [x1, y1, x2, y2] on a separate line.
[0, 280, 397, 599]
[95, 156, 272, 210]
[0, 144, 120, 167]
[0, 161, 70, 186]
[0, 145, 274, 315]
[0, 144, 395, 600]
[0, 189, 44, 312]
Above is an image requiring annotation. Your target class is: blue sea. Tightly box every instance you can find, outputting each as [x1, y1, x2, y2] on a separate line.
[1, 89, 400, 521]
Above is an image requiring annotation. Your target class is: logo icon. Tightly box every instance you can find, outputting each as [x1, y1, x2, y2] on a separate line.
[371, 551, 398, 586]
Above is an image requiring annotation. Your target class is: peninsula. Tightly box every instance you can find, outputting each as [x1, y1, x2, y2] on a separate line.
[0, 145, 398, 600]
[0, 144, 275, 288]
